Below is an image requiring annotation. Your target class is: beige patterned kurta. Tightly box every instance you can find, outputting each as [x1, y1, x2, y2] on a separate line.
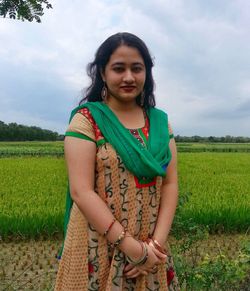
[55, 108, 179, 290]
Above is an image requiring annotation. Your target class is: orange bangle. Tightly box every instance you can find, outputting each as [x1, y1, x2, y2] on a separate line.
[148, 237, 167, 255]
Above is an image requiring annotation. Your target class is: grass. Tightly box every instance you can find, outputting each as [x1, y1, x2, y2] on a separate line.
[177, 142, 250, 152]
[0, 150, 249, 238]
[1, 141, 250, 157]
[0, 141, 64, 157]
[178, 153, 250, 232]
[0, 157, 67, 238]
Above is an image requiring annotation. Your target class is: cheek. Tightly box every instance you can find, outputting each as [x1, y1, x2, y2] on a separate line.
[106, 74, 120, 86]
[139, 75, 146, 86]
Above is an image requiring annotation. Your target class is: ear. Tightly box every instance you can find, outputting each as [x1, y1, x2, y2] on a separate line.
[100, 69, 105, 82]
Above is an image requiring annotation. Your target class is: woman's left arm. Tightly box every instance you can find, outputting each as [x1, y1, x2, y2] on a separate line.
[124, 138, 178, 278]
[152, 137, 178, 246]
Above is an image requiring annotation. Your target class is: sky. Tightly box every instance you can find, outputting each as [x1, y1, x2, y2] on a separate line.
[0, 0, 250, 136]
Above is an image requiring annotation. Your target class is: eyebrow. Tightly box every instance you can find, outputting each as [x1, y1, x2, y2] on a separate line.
[111, 62, 144, 67]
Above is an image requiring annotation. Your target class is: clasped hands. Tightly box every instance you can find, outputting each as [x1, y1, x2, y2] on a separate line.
[123, 239, 167, 279]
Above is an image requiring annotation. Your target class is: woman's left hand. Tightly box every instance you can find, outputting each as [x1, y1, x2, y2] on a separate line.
[123, 263, 140, 278]
[124, 242, 166, 278]
[147, 239, 167, 263]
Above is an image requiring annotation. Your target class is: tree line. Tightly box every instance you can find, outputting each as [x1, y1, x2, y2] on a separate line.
[175, 135, 250, 143]
[0, 121, 63, 141]
[0, 120, 249, 142]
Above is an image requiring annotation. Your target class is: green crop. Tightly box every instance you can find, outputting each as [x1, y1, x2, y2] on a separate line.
[177, 142, 250, 152]
[0, 151, 249, 238]
[0, 157, 67, 238]
[178, 153, 250, 232]
[1, 141, 250, 157]
[0, 141, 64, 157]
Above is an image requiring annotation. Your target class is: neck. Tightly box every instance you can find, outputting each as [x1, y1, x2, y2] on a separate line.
[106, 98, 139, 112]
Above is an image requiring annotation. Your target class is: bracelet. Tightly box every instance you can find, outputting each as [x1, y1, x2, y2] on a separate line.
[103, 219, 116, 237]
[128, 240, 144, 265]
[126, 241, 148, 266]
[148, 237, 167, 255]
[112, 229, 126, 248]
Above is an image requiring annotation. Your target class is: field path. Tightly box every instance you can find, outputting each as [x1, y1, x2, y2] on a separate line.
[0, 234, 249, 290]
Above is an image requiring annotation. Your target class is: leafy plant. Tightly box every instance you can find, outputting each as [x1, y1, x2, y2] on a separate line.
[171, 192, 250, 290]
[0, 0, 52, 23]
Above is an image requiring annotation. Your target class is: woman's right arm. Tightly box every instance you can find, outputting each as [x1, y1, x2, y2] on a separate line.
[65, 136, 143, 260]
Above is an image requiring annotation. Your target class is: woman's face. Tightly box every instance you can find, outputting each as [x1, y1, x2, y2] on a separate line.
[101, 45, 146, 104]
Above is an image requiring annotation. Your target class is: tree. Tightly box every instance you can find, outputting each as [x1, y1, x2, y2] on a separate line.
[0, 0, 52, 23]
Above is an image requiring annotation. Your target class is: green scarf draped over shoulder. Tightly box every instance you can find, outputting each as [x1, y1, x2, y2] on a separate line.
[59, 101, 171, 257]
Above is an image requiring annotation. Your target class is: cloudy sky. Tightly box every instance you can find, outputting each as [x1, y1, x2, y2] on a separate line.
[0, 0, 249, 136]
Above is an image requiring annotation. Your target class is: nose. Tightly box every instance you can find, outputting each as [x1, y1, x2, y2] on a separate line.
[123, 69, 135, 83]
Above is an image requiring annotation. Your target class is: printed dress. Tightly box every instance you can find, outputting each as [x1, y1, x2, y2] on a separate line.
[55, 108, 179, 291]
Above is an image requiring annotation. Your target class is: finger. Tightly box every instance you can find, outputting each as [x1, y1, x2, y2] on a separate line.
[151, 246, 167, 261]
[124, 267, 138, 277]
[126, 271, 141, 279]
[124, 263, 134, 272]
[150, 266, 158, 273]
[139, 270, 148, 276]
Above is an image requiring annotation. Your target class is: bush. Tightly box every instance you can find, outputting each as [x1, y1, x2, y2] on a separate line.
[171, 192, 250, 290]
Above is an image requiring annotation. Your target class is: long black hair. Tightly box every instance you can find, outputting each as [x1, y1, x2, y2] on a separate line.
[80, 32, 156, 108]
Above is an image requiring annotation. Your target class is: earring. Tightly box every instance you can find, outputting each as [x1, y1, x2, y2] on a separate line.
[101, 83, 108, 102]
[140, 90, 145, 107]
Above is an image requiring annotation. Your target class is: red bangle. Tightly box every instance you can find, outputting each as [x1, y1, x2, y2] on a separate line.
[103, 219, 116, 237]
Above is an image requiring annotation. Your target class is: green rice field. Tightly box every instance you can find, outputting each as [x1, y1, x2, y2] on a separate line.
[0, 141, 250, 157]
[0, 142, 249, 238]
[178, 152, 250, 231]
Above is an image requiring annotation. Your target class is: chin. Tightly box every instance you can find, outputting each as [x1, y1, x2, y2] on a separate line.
[120, 96, 137, 103]
[108, 91, 138, 103]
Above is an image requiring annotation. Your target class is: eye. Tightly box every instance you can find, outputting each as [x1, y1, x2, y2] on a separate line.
[113, 67, 124, 73]
[132, 66, 144, 73]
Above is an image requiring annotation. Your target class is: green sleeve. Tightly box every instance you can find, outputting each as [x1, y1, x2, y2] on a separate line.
[65, 131, 95, 142]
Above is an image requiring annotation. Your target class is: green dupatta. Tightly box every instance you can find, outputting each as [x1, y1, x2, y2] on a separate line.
[58, 101, 171, 257]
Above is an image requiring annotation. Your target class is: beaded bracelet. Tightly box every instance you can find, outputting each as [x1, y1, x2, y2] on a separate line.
[103, 219, 116, 237]
[126, 241, 148, 266]
[112, 229, 126, 248]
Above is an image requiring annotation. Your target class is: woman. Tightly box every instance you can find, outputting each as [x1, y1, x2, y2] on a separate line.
[55, 32, 179, 290]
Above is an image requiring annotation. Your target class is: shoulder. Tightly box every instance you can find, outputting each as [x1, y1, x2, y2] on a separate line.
[65, 106, 96, 142]
[148, 106, 169, 122]
[149, 107, 174, 138]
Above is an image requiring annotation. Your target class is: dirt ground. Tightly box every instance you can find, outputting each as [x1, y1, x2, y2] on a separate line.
[0, 234, 249, 290]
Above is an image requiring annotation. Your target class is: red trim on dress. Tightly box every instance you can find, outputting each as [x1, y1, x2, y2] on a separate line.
[134, 176, 157, 188]
[77, 108, 104, 141]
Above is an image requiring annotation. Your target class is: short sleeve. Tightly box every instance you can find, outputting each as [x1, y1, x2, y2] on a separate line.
[168, 122, 174, 139]
[65, 112, 96, 142]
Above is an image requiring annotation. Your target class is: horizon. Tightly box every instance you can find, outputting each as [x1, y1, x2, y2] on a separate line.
[1, 119, 250, 139]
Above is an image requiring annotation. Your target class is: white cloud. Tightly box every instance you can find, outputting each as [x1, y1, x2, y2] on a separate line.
[0, 0, 249, 136]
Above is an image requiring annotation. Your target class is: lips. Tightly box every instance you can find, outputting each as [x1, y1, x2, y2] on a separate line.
[120, 86, 136, 92]
[120, 86, 136, 89]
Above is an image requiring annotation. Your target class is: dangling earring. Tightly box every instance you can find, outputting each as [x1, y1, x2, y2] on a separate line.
[140, 90, 145, 107]
[101, 83, 108, 103]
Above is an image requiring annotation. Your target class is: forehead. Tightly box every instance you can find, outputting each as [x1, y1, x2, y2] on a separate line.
[107, 45, 145, 65]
